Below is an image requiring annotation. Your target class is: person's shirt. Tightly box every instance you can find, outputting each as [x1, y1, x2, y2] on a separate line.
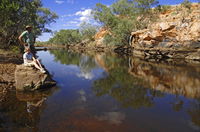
[19, 31, 35, 46]
[23, 52, 33, 64]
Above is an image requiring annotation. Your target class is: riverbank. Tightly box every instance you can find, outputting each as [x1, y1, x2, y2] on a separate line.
[55, 3, 200, 61]
[0, 49, 22, 96]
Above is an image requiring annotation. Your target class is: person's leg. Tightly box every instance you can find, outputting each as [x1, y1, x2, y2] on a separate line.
[35, 59, 43, 68]
[33, 61, 43, 71]
[30, 45, 37, 58]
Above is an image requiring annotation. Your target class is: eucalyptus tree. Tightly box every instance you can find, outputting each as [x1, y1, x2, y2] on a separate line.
[93, 0, 159, 45]
[0, 0, 58, 48]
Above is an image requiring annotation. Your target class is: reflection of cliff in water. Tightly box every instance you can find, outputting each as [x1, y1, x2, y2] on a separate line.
[92, 54, 200, 128]
[0, 86, 58, 131]
[128, 59, 200, 98]
[92, 54, 164, 109]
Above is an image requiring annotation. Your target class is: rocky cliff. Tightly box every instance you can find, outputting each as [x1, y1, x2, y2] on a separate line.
[129, 3, 200, 60]
[94, 3, 200, 60]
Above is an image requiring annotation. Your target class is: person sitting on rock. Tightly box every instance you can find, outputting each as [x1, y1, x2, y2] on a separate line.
[23, 47, 46, 73]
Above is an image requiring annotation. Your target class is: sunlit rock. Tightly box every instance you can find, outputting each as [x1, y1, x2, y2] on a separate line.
[129, 3, 200, 60]
[15, 65, 56, 91]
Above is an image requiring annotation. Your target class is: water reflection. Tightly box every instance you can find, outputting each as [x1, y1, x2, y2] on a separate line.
[128, 58, 200, 98]
[0, 86, 58, 131]
[49, 50, 200, 130]
[1, 50, 200, 131]
[50, 50, 97, 80]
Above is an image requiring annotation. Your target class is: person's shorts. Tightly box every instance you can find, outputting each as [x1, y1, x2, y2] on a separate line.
[24, 62, 35, 67]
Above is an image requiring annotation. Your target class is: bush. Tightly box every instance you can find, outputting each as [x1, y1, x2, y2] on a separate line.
[79, 22, 98, 41]
[93, 0, 159, 46]
[48, 29, 82, 45]
[181, 0, 192, 10]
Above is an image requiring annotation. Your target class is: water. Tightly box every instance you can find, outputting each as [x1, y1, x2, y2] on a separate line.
[0, 49, 200, 132]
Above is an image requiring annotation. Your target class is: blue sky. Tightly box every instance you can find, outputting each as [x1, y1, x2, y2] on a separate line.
[38, 0, 199, 41]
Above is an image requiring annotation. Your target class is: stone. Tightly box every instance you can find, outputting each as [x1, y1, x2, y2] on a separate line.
[15, 65, 56, 91]
[158, 22, 176, 31]
[186, 53, 200, 60]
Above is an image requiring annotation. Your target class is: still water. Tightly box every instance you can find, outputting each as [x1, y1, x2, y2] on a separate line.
[0, 49, 200, 132]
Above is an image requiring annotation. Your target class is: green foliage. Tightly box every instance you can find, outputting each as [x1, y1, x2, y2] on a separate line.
[9, 45, 21, 54]
[79, 22, 98, 41]
[93, 0, 159, 45]
[47, 22, 98, 45]
[92, 55, 164, 108]
[155, 5, 171, 13]
[181, 0, 192, 10]
[50, 50, 97, 74]
[48, 30, 82, 45]
[0, 0, 58, 49]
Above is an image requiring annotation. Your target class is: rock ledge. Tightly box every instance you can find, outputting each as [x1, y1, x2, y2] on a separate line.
[15, 65, 56, 91]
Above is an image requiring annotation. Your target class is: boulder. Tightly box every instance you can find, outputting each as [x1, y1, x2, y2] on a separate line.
[157, 22, 176, 31]
[15, 65, 56, 91]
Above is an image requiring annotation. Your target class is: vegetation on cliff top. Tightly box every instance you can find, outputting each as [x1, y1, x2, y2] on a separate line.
[42, 0, 166, 46]
[1, 0, 199, 49]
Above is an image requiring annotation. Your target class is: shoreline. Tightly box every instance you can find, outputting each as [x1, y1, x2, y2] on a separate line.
[0, 45, 199, 91]
[37, 44, 200, 62]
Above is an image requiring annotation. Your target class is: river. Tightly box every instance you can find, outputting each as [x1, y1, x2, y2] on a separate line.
[0, 49, 200, 132]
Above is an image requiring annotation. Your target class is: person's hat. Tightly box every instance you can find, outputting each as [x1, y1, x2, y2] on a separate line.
[25, 25, 32, 29]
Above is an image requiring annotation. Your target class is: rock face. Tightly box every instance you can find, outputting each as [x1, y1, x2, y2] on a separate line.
[94, 27, 110, 46]
[15, 65, 56, 91]
[129, 3, 200, 60]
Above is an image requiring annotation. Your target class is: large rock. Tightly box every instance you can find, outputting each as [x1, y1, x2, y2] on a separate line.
[15, 65, 56, 91]
[129, 3, 200, 60]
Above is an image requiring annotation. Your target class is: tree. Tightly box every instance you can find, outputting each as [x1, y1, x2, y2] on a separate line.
[93, 0, 159, 45]
[48, 29, 82, 45]
[0, 0, 58, 48]
[79, 22, 98, 41]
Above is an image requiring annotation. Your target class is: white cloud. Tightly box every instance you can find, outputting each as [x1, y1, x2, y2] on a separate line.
[55, 0, 64, 4]
[61, 14, 74, 18]
[75, 9, 93, 23]
[77, 72, 94, 80]
[75, 9, 92, 16]
[69, 21, 79, 24]
[62, 20, 80, 27]
[67, 0, 74, 4]
[96, 112, 126, 125]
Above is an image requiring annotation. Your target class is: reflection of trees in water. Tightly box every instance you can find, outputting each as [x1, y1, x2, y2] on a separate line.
[92, 54, 200, 128]
[79, 55, 97, 73]
[50, 50, 81, 65]
[188, 99, 200, 128]
[92, 55, 164, 109]
[50, 50, 97, 79]
[0, 87, 57, 131]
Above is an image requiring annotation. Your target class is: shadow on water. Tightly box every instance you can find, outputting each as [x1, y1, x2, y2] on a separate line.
[0, 49, 200, 132]
[0, 84, 58, 132]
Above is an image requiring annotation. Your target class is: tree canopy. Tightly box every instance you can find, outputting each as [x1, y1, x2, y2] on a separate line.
[93, 0, 159, 45]
[0, 0, 58, 48]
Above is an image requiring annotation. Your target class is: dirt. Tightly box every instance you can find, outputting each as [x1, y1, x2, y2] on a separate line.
[0, 50, 23, 91]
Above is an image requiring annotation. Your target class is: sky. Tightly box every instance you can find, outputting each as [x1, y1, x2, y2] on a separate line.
[37, 0, 199, 41]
